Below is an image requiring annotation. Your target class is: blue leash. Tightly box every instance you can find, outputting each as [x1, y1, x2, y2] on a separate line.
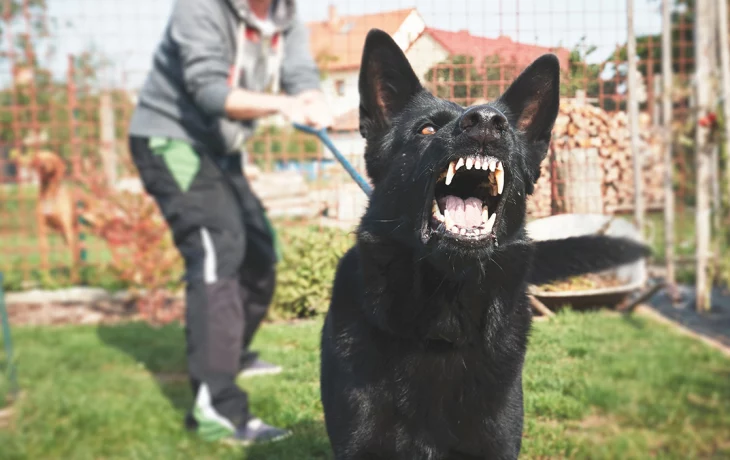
[293, 123, 372, 196]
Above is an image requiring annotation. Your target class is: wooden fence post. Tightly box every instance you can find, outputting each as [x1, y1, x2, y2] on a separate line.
[661, 0, 676, 297]
[694, 0, 715, 312]
[717, 0, 730, 214]
[627, 0, 645, 234]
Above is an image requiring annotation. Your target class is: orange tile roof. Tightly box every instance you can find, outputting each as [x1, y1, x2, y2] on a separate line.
[419, 28, 571, 71]
[308, 7, 415, 72]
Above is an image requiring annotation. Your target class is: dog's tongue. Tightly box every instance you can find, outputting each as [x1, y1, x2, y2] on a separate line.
[439, 195, 483, 228]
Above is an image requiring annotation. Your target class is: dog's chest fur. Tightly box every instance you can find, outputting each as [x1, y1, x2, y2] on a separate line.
[321, 245, 531, 458]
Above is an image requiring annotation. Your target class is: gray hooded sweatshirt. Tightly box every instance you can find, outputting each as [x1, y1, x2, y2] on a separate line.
[129, 0, 321, 155]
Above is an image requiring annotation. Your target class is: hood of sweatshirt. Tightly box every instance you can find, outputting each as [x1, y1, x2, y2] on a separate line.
[224, 0, 296, 31]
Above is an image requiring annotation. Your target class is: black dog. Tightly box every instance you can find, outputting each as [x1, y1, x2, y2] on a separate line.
[320, 29, 649, 460]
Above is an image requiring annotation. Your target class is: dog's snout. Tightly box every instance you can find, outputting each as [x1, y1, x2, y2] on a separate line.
[459, 106, 508, 144]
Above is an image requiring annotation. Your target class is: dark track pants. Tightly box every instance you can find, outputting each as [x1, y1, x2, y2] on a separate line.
[129, 135, 277, 429]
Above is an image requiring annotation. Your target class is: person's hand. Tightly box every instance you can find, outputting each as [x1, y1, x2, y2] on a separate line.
[296, 90, 334, 130]
[277, 95, 310, 126]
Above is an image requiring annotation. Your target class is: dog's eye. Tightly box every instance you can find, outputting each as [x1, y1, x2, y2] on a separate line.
[420, 125, 437, 136]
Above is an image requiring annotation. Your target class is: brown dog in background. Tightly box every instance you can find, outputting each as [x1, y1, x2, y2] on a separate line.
[16, 149, 79, 271]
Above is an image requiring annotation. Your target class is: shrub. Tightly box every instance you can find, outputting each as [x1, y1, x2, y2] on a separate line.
[270, 224, 354, 319]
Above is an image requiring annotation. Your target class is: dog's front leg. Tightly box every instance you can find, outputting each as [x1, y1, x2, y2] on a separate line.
[36, 208, 49, 271]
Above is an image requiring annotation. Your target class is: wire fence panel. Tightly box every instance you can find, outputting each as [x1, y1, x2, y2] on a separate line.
[0, 0, 698, 291]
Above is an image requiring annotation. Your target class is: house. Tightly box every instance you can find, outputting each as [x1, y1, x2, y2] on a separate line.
[327, 26, 571, 136]
[405, 28, 571, 84]
[307, 6, 427, 118]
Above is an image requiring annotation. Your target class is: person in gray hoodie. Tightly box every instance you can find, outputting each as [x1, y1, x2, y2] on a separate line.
[128, 0, 332, 445]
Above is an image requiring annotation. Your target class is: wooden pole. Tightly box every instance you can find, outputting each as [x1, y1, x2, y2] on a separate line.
[661, 0, 677, 298]
[709, 0, 721, 233]
[695, 0, 714, 312]
[718, 0, 730, 214]
[627, 0, 645, 234]
[99, 91, 117, 187]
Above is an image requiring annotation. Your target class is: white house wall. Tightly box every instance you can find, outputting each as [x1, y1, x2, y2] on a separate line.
[321, 69, 360, 118]
[320, 10, 427, 120]
[405, 33, 450, 86]
[392, 10, 426, 51]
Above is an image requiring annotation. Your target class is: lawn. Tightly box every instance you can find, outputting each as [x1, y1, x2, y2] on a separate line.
[0, 311, 728, 459]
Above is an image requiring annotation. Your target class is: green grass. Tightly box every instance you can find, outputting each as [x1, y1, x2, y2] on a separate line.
[0, 311, 728, 459]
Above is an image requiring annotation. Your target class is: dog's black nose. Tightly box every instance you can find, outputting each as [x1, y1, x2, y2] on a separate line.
[459, 106, 508, 144]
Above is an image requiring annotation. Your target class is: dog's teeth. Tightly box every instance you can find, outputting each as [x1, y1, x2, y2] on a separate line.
[495, 163, 504, 194]
[482, 206, 489, 224]
[481, 160, 490, 171]
[474, 158, 481, 169]
[445, 212, 455, 230]
[489, 159, 497, 172]
[455, 158, 465, 171]
[484, 213, 497, 233]
[432, 200, 443, 220]
[460, 228, 467, 235]
[446, 161, 456, 185]
[466, 157, 474, 170]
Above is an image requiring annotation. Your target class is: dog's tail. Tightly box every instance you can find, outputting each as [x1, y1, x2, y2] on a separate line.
[528, 235, 651, 286]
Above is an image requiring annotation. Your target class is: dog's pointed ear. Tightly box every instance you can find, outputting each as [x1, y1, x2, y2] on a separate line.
[498, 54, 560, 192]
[358, 29, 422, 139]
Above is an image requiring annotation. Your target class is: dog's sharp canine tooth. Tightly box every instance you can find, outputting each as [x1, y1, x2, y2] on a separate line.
[484, 213, 497, 233]
[466, 157, 474, 170]
[495, 167, 504, 194]
[489, 159, 497, 171]
[445, 212, 454, 229]
[482, 206, 489, 224]
[455, 158, 464, 171]
[432, 200, 441, 217]
[446, 161, 456, 185]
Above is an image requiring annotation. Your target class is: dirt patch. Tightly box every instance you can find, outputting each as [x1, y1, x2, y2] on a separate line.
[6, 296, 184, 327]
[0, 405, 14, 429]
[0, 392, 24, 430]
[643, 284, 730, 352]
[153, 372, 188, 384]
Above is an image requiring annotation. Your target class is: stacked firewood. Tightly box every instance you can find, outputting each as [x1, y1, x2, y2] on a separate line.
[527, 101, 664, 217]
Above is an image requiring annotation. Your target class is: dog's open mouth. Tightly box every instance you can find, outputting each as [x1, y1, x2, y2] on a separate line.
[429, 155, 504, 240]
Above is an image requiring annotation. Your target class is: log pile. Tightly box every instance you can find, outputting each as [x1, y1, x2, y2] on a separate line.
[527, 101, 664, 217]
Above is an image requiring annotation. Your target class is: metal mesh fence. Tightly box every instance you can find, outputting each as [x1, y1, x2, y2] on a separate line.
[0, 0, 698, 290]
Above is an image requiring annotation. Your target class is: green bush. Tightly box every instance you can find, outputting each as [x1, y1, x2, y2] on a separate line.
[270, 224, 354, 319]
[1, 221, 357, 321]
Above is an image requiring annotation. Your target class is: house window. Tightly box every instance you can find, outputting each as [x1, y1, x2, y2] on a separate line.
[335, 79, 346, 97]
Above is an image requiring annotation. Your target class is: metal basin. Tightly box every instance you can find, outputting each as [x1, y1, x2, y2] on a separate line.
[526, 214, 647, 309]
